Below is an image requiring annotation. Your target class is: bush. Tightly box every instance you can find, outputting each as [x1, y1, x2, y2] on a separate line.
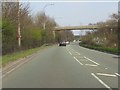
[79, 43, 118, 55]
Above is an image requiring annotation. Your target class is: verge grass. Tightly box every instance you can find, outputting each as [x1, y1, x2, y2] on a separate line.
[2, 45, 51, 67]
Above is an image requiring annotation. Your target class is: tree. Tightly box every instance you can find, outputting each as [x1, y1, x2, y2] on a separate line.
[80, 13, 118, 48]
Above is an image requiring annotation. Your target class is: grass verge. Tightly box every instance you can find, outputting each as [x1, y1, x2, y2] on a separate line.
[2, 45, 52, 67]
[79, 43, 119, 55]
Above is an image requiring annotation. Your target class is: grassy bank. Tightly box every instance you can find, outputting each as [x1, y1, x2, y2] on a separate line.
[79, 43, 119, 55]
[2, 44, 52, 67]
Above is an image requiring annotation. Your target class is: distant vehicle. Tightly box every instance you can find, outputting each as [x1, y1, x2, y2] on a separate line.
[59, 42, 66, 46]
[66, 41, 70, 45]
[73, 40, 76, 42]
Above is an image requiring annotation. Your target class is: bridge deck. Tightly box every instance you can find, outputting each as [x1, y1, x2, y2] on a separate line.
[54, 25, 99, 31]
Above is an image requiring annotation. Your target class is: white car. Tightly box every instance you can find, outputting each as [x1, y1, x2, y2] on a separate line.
[73, 40, 76, 42]
[66, 41, 70, 45]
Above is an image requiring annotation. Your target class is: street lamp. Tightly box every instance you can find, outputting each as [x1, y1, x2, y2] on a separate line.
[42, 3, 54, 30]
[43, 4, 54, 12]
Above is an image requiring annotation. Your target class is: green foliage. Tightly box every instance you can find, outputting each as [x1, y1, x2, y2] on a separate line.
[0, 20, 2, 28]
[79, 43, 119, 55]
[0, 20, 1, 46]
[2, 19, 16, 36]
[2, 19, 18, 55]
[2, 45, 49, 66]
[30, 29, 42, 41]
[2, 2, 73, 55]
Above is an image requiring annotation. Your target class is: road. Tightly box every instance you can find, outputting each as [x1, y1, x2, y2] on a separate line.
[2, 42, 119, 89]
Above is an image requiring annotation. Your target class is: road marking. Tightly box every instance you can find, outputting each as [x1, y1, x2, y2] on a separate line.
[6, 68, 15, 74]
[105, 68, 108, 69]
[115, 73, 120, 76]
[85, 64, 98, 67]
[96, 73, 117, 77]
[84, 56, 100, 65]
[69, 51, 72, 55]
[69, 47, 75, 52]
[75, 52, 81, 55]
[73, 57, 83, 65]
[66, 48, 71, 52]
[67, 48, 74, 52]
[2, 57, 32, 78]
[66, 48, 69, 51]
[67, 48, 79, 55]
[66, 48, 73, 55]
[91, 73, 112, 90]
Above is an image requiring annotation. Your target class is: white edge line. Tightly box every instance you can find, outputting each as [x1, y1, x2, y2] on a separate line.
[73, 57, 83, 65]
[96, 73, 117, 77]
[6, 68, 15, 74]
[2, 57, 31, 78]
[84, 56, 100, 65]
[91, 73, 111, 89]
[85, 64, 98, 67]
[115, 73, 120, 76]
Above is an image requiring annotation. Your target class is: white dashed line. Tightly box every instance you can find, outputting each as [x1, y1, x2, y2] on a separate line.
[69, 51, 72, 55]
[85, 64, 98, 67]
[69, 48, 75, 52]
[115, 73, 120, 76]
[91, 73, 112, 90]
[96, 73, 117, 77]
[73, 57, 83, 65]
[70, 48, 75, 51]
[105, 68, 108, 69]
[75, 52, 81, 55]
[84, 56, 100, 65]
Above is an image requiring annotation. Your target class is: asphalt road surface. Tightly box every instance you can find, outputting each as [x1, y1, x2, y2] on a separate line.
[2, 42, 119, 89]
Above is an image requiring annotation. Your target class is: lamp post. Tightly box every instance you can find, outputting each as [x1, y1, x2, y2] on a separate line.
[43, 4, 54, 12]
[42, 4, 54, 30]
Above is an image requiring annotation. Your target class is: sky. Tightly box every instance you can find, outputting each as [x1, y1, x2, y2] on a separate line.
[22, 0, 118, 35]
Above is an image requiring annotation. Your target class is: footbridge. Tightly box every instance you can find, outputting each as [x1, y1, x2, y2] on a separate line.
[54, 25, 99, 31]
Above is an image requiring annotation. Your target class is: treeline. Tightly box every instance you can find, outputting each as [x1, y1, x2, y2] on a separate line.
[80, 13, 119, 53]
[2, 2, 74, 55]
